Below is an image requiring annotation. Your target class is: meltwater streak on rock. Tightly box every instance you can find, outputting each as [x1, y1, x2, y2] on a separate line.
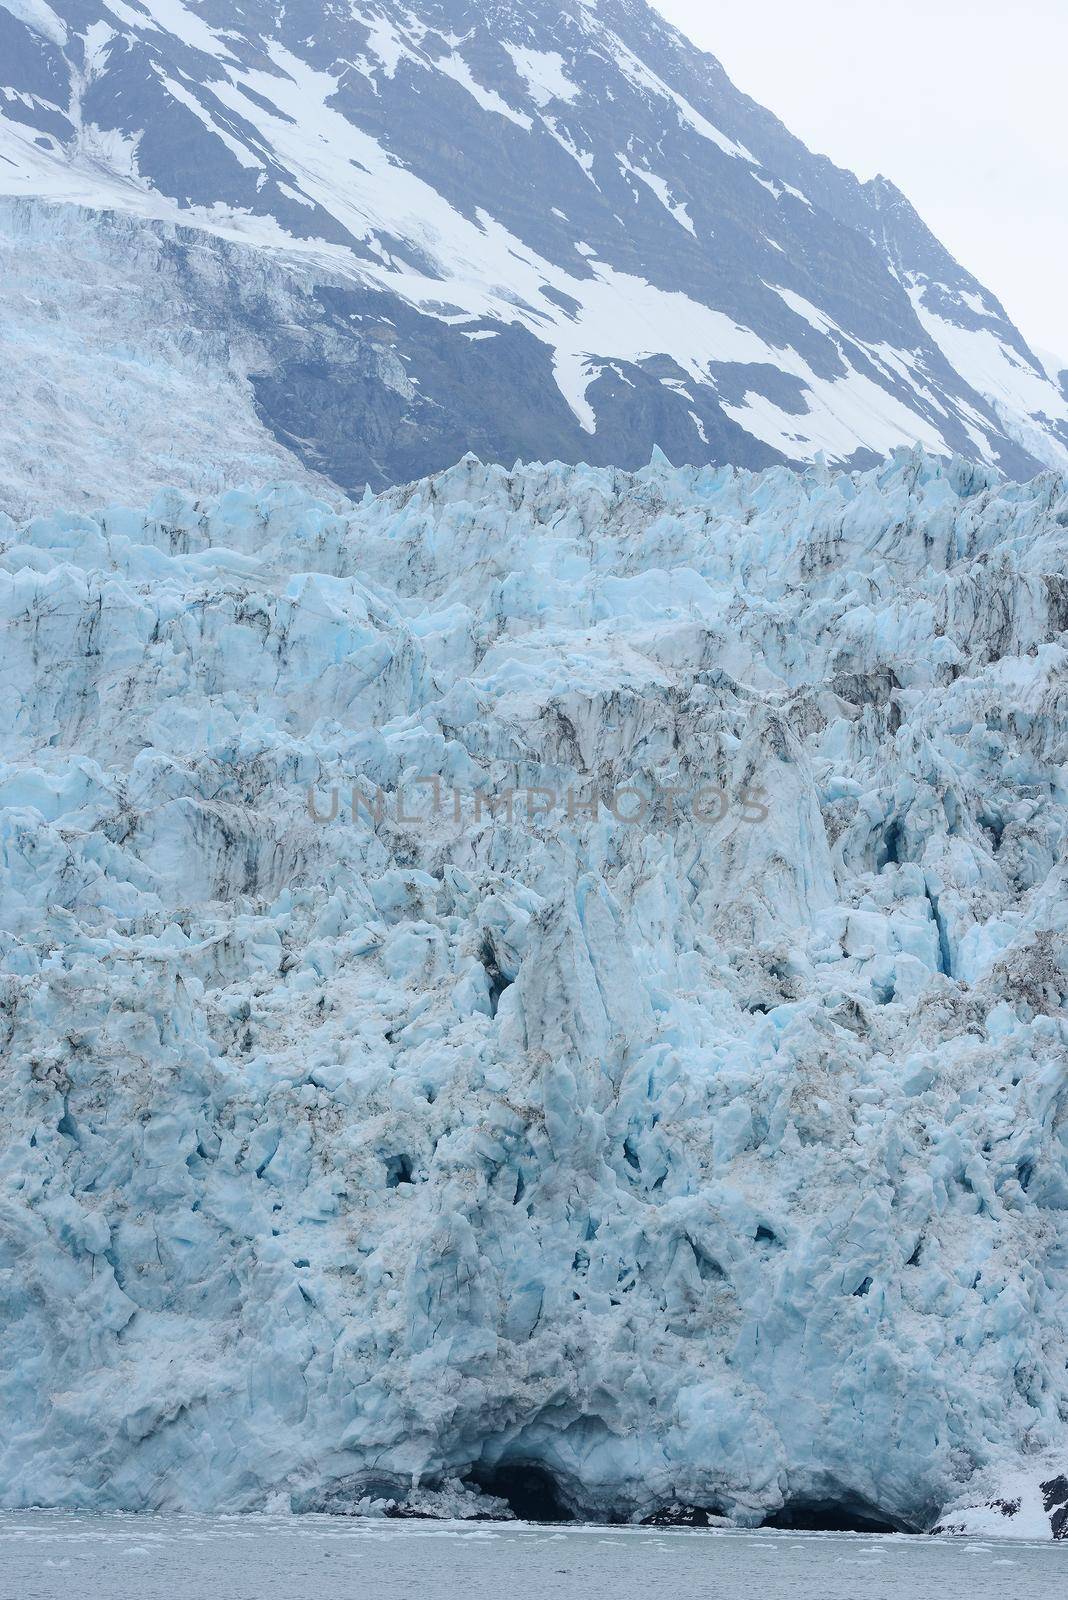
[0, 447, 1067, 1528]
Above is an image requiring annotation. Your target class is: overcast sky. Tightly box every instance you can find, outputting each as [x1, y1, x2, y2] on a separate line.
[653, 0, 1068, 366]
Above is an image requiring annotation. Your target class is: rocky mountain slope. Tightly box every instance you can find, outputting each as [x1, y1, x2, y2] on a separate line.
[2, 0, 1067, 514]
[1, 448, 1066, 1525]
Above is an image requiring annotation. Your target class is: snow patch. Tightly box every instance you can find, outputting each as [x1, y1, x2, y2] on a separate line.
[433, 53, 533, 129]
[618, 154, 695, 235]
[2, 0, 68, 47]
[504, 45, 580, 107]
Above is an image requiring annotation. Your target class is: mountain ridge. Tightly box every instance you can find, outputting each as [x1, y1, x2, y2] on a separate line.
[2, 0, 1066, 511]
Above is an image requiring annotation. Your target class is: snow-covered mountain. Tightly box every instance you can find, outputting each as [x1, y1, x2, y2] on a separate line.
[2, 0, 1068, 514]
[2, 447, 1067, 1527]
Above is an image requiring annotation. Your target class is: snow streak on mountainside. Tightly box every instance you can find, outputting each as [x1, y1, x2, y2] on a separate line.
[1, 0, 1067, 511]
[1, 449, 1067, 1527]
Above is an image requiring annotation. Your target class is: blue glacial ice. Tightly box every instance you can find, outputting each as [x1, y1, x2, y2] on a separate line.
[0, 447, 1066, 1529]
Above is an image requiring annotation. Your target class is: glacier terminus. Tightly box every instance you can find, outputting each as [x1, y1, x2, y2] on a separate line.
[1, 448, 1066, 1535]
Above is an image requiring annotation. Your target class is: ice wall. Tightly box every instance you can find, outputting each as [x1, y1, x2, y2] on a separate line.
[1, 447, 1066, 1527]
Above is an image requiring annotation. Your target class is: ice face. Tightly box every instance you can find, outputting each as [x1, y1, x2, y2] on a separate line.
[0, 446, 1066, 1527]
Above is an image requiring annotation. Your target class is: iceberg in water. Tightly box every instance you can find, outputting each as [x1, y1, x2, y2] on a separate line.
[0, 447, 1066, 1531]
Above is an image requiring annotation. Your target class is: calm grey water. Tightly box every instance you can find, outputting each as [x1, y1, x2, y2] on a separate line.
[0, 1511, 1062, 1600]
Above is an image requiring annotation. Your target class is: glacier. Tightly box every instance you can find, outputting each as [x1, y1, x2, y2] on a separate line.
[0, 198, 341, 523]
[0, 446, 1067, 1531]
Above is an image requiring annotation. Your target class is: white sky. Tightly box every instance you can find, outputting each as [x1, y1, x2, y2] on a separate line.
[653, 0, 1068, 367]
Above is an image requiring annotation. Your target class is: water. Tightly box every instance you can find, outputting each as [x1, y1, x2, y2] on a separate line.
[0, 1512, 1061, 1600]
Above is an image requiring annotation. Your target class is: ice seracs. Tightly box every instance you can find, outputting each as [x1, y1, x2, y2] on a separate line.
[1, 446, 1066, 1529]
